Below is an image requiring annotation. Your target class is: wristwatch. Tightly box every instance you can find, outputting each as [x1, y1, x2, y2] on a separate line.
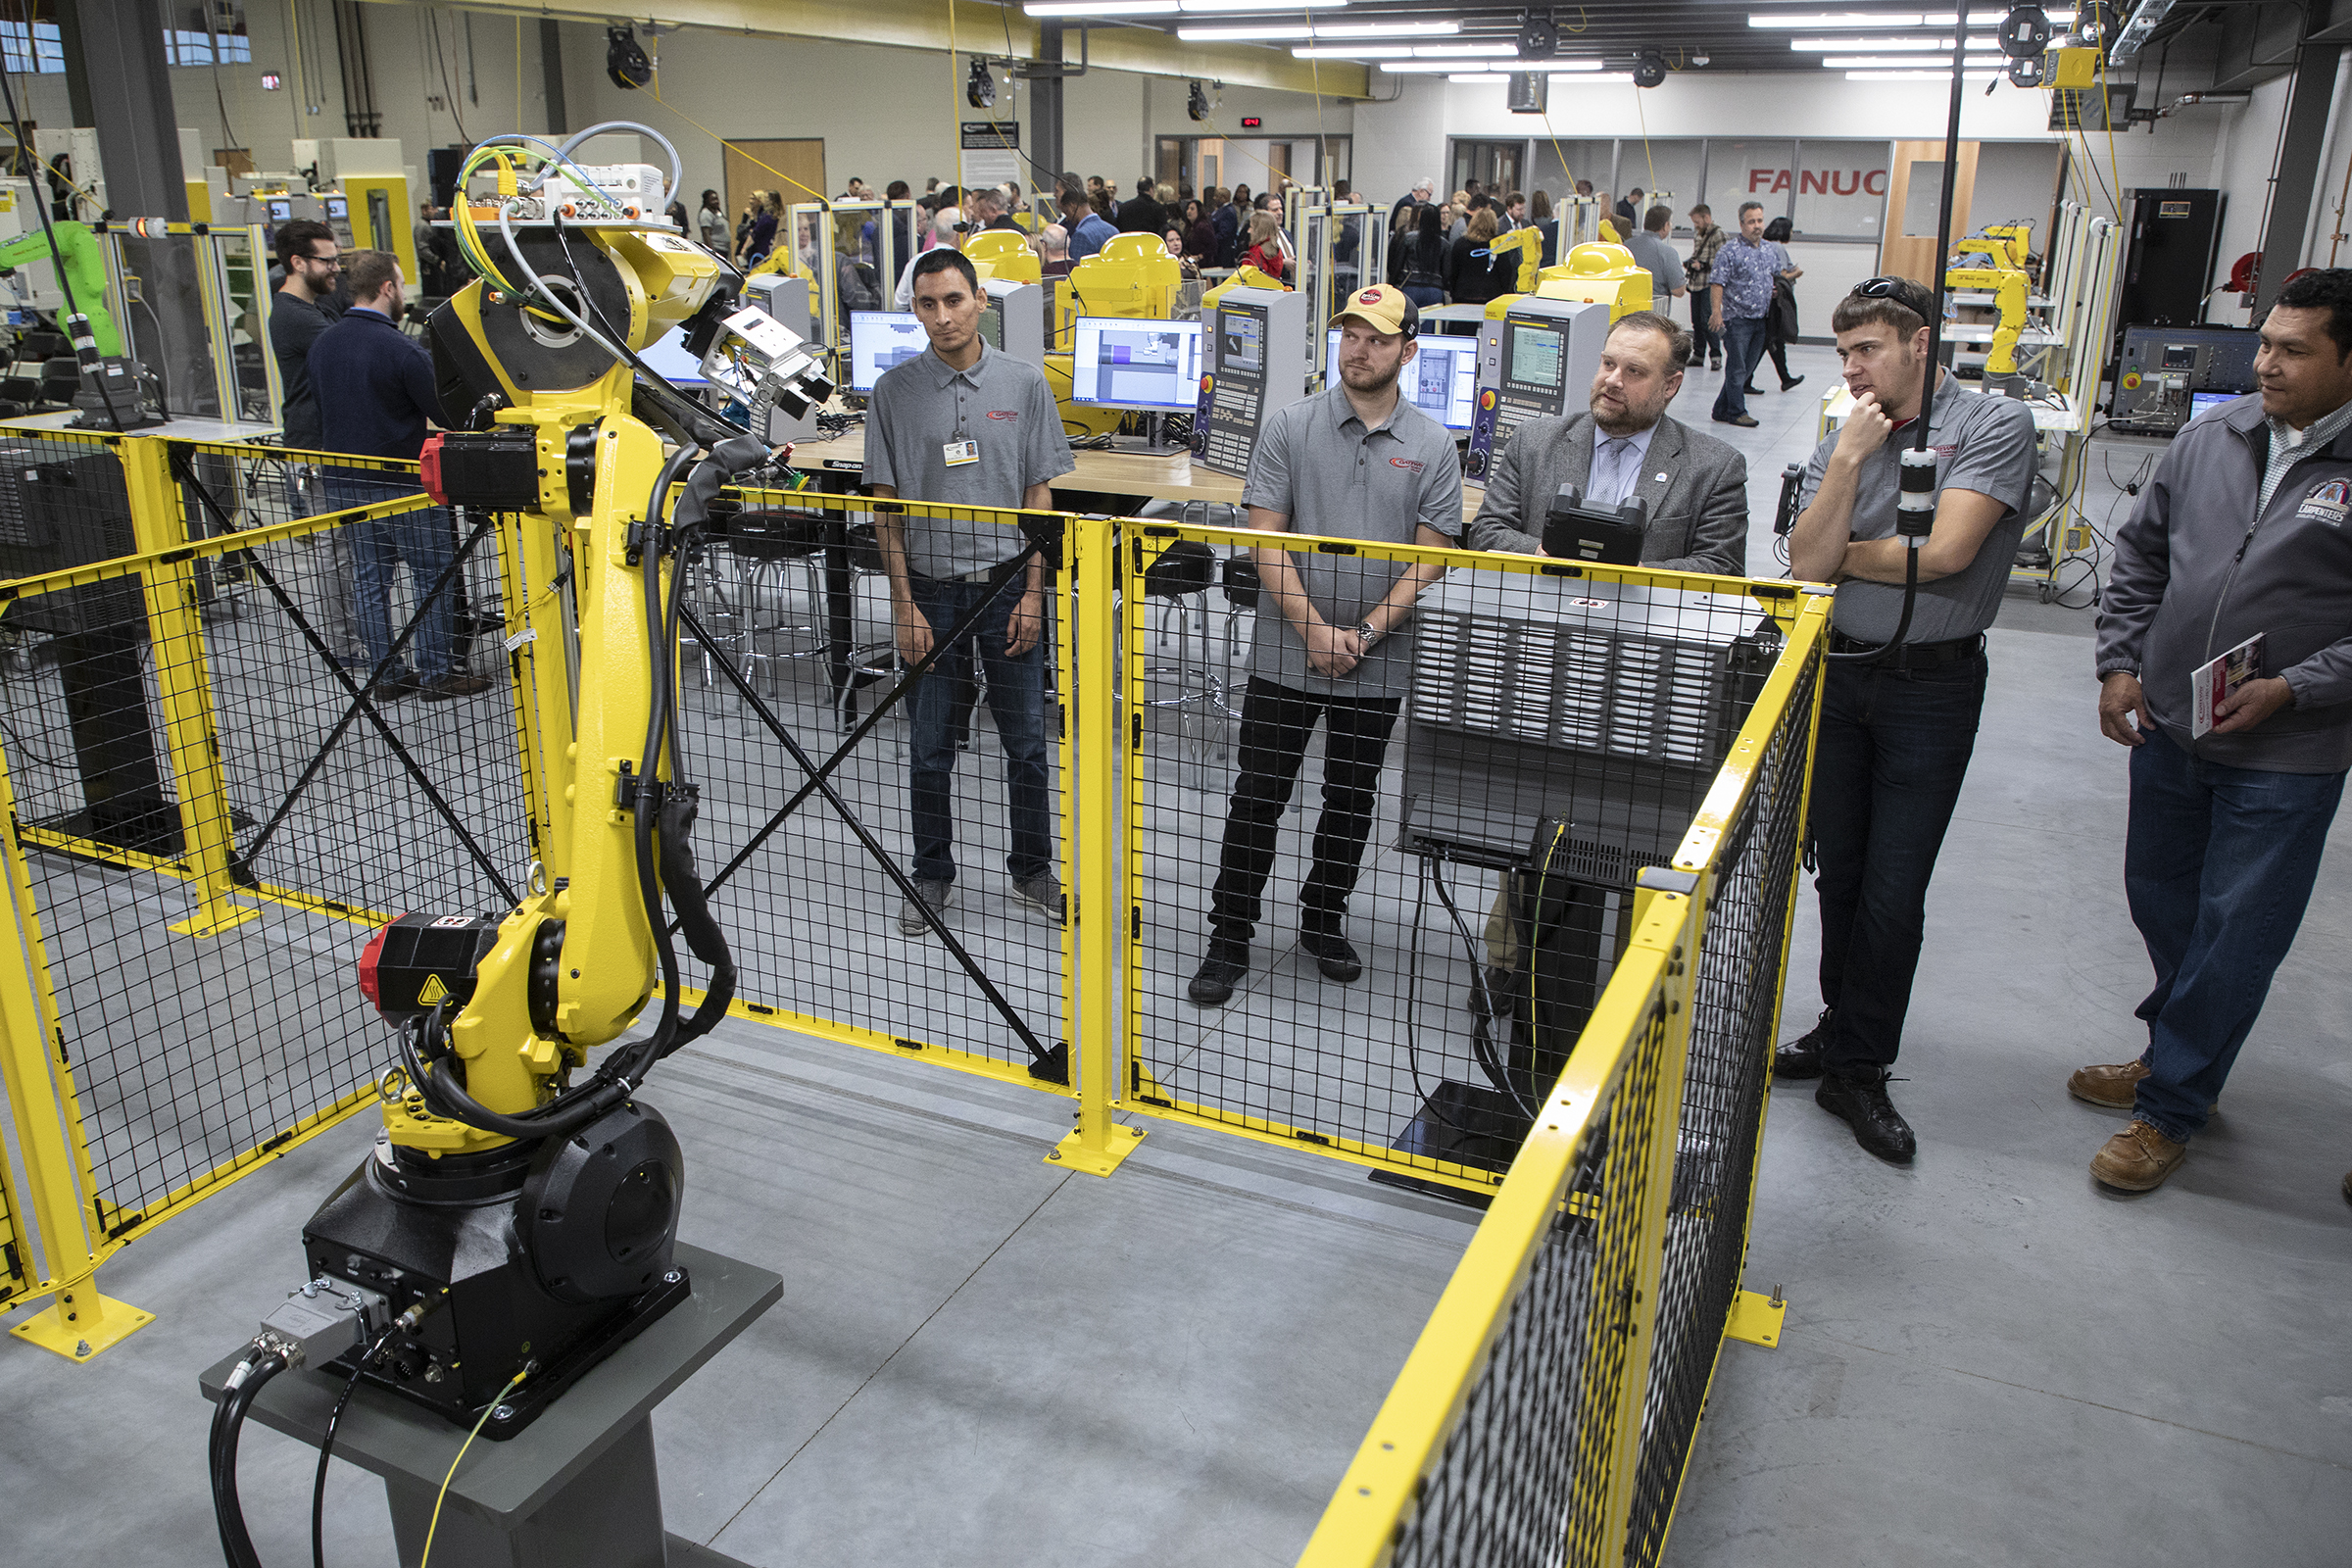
[1355, 620, 1383, 651]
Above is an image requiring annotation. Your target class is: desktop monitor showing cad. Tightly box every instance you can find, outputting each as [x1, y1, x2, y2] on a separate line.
[1071, 318, 1201, 412]
[1325, 328, 1477, 431]
[850, 312, 931, 392]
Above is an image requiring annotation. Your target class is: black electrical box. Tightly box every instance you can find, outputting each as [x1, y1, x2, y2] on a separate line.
[2118, 189, 2227, 336]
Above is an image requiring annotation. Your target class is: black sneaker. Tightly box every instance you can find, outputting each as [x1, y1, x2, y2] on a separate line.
[1780, 374, 1806, 391]
[1298, 927, 1363, 983]
[370, 669, 422, 701]
[1774, 1008, 1833, 1081]
[1187, 943, 1248, 1006]
[1816, 1070, 1916, 1163]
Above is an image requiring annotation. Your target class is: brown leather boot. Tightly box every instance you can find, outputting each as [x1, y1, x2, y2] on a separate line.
[2090, 1120, 2187, 1192]
[2068, 1058, 2149, 1108]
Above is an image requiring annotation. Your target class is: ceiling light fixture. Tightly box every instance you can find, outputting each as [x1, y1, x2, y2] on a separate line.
[1844, 67, 2002, 77]
[1751, 9, 2071, 24]
[1822, 53, 2009, 66]
[1452, 70, 1634, 81]
[1177, 19, 1456, 38]
[1291, 44, 1417, 57]
[1021, 0, 1179, 15]
[1790, 34, 1981, 48]
[1384, 56, 1599, 72]
[1179, 0, 1348, 11]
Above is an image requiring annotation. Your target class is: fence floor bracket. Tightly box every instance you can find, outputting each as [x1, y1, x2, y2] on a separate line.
[11, 1285, 155, 1361]
[1725, 1287, 1787, 1348]
[168, 903, 263, 938]
[1048, 1122, 1145, 1177]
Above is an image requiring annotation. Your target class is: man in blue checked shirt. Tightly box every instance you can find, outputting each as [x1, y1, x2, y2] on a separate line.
[1707, 201, 1778, 428]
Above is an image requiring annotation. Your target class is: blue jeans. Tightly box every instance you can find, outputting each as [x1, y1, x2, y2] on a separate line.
[1402, 283, 1446, 310]
[333, 474, 458, 682]
[282, 467, 364, 662]
[1690, 290, 1721, 364]
[1807, 647, 1987, 1078]
[2124, 728, 2346, 1142]
[906, 571, 1053, 885]
[1712, 317, 1765, 420]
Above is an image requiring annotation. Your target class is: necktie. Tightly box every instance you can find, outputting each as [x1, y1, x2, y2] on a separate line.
[1593, 437, 1635, 508]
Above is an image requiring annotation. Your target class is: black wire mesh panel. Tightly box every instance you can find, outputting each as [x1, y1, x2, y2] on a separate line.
[1387, 998, 1674, 1568]
[1126, 529, 1780, 1193]
[1623, 644, 1821, 1562]
[670, 493, 1070, 1079]
[188, 450, 528, 922]
[0, 1166, 24, 1308]
[0, 441, 526, 1240]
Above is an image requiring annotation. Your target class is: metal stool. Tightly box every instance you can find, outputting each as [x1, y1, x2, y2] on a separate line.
[727, 509, 829, 696]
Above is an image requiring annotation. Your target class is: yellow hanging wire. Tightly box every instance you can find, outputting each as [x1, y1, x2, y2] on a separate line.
[645, 68, 833, 208]
[1635, 84, 1658, 203]
[950, 0, 965, 193]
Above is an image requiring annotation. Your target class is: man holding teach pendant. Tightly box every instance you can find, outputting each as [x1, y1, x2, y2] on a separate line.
[865, 248, 1074, 939]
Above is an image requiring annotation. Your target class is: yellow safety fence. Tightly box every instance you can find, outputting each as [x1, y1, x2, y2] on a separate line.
[0, 436, 1826, 1562]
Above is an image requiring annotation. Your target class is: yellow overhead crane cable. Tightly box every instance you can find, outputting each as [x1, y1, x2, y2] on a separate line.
[645, 67, 834, 209]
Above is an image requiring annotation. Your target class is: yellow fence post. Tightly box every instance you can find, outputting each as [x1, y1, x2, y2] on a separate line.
[1596, 865, 1707, 1551]
[1050, 514, 1143, 1176]
[0, 746, 152, 1359]
[121, 437, 260, 938]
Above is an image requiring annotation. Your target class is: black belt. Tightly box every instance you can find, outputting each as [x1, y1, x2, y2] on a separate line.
[1830, 629, 1985, 669]
[916, 558, 1026, 588]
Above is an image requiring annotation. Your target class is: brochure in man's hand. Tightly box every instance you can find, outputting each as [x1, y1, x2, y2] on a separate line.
[2189, 632, 2266, 738]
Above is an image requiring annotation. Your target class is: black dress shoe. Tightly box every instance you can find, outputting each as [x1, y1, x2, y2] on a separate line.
[1298, 927, 1363, 983]
[1781, 374, 1806, 390]
[1188, 944, 1248, 1006]
[1744, 383, 1763, 396]
[1713, 414, 1760, 428]
[1774, 1007, 1833, 1081]
[1816, 1071, 1916, 1162]
[370, 669, 421, 701]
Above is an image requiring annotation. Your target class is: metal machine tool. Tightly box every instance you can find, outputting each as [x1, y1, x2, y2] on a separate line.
[207, 120, 831, 1567]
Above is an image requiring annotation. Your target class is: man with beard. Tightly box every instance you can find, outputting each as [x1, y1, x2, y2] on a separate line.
[1465, 310, 1748, 573]
[1186, 286, 1466, 1006]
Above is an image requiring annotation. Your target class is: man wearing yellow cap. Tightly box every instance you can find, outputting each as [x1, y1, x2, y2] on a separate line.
[1188, 286, 1465, 1006]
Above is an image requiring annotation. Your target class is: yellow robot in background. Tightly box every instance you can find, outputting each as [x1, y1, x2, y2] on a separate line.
[1948, 259, 2031, 376]
[1483, 241, 1650, 322]
[964, 228, 1041, 285]
[1489, 225, 1544, 298]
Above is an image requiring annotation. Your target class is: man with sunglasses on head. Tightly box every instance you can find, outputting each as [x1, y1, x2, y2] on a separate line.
[1776, 275, 2038, 1162]
[268, 220, 368, 668]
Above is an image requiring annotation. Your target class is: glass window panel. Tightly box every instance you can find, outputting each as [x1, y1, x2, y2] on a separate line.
[1525, 138, 1612, 207]
[1612, 141, 1703, 233]
[1790, 139, 1892, 238]
[1705, 140, 1795, 226]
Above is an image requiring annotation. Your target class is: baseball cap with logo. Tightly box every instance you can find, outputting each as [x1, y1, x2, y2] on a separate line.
[1332, 285, 1419, 340]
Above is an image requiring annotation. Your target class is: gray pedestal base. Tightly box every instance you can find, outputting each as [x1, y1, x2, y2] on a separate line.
[201, 1242, 781, 1568]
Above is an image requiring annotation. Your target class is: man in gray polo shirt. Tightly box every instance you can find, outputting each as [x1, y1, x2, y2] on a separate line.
[1774, 275, 2039, 1162]
[1188, 285, 1465, 1006]
[867, 248, 1075, 937]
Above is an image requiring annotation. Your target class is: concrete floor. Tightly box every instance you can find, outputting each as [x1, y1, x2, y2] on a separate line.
[5, 344, 2349, 1564]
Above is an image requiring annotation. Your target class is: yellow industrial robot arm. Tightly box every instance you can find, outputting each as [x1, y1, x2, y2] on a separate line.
[1490, 224, 1544, 296]
[1945, 262, 2029, 376]
[368, 135, 829, 1158]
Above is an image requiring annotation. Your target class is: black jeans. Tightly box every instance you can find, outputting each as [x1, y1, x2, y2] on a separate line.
[1208, 677, 1403, 949]
[1807, 647, 1988, 1077]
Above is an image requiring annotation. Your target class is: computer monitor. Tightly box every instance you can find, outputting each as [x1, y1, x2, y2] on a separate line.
[2188, 390, 2234, 422]
[849, 311, 930, 393]
[1070, 318, 1202, 412]
[323, 196, 348, 220]
[635, 330, 709, 388]
[1326, 328, 1477, 431]
[267, 197, 294, 223]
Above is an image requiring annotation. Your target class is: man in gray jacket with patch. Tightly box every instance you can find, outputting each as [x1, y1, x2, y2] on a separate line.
[1466, 310, 1747, 574]
[2079, 268, 2352, 1197]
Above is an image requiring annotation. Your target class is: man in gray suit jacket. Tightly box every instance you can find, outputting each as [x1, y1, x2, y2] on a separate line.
[1466, 310, 1749, 575]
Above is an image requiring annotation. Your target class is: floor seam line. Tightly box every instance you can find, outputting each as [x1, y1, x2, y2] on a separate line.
[702, 1172, 1076, 1546]
[1801, 1328, 2352, 1473]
